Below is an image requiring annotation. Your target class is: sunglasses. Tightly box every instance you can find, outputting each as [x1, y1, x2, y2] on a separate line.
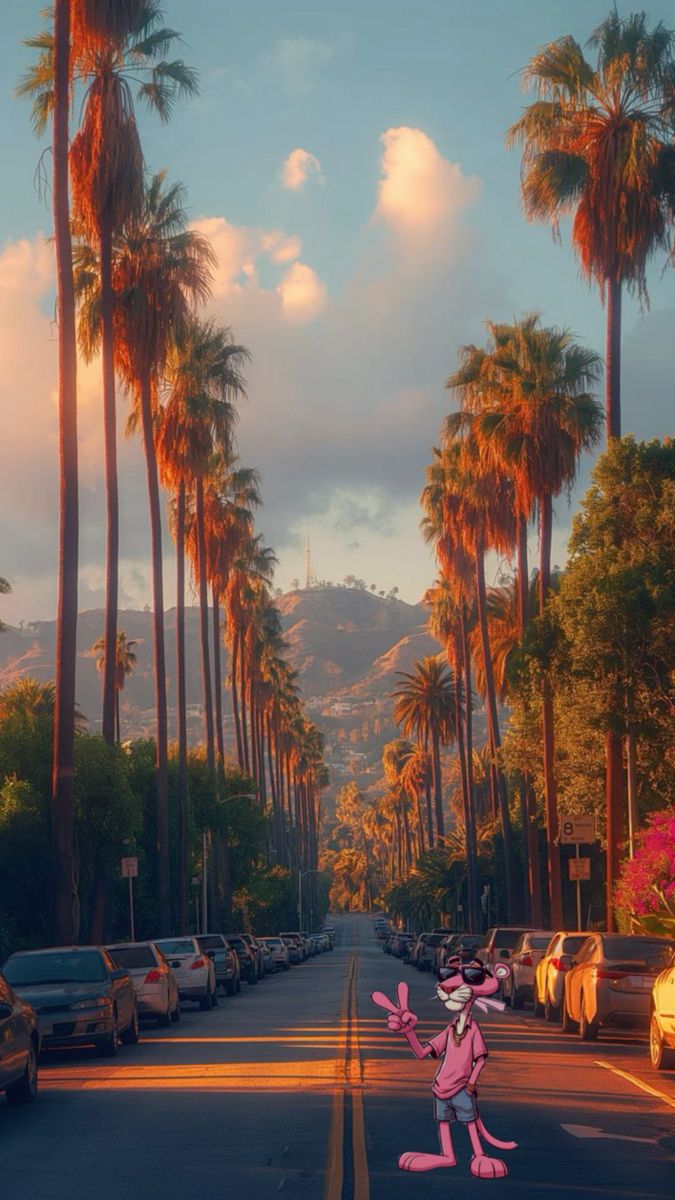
[440, 962, 491, 987]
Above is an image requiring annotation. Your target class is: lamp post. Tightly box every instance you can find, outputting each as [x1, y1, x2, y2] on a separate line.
[298, 867, 321, 931]
[202, 792, 256, 934]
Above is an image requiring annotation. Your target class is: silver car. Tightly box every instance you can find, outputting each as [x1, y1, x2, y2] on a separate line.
[154, 937, 217, 1011]
[502, 930, 555, 1009]
[562, 933, 674, 1040]
[107, 942, 180, 1027]
[260, 938, 290, 971]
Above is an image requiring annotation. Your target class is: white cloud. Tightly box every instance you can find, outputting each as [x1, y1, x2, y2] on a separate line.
[282, 148, 324, 191]
[271, 37, 334, 96]
[277, 261, 327, 323]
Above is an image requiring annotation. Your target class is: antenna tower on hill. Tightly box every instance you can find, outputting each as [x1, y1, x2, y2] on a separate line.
[305, 534, 317, 590]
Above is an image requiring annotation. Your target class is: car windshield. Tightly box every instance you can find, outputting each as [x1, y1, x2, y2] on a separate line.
[264, 939, 282, 946]
[197, 937, 223, 951]
[562, 935, 587, 954]
[602, 937, 672, 965]
[109, 946, 155, 969]
[494, 930, 526, 949]
[426, 934, 445, 947]
[155, 939, 194, 956]
[459, 937, 481, 947]
[4, 949, 106, 986]
[530, 936, 553, 950]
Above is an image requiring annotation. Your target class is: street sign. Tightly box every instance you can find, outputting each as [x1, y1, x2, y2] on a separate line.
[559, 815, 595, 844]
[569, 857, 591, 881]
[120, 856, 138, 878]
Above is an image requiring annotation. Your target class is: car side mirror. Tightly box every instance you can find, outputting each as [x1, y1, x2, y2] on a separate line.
[0, 1001, 13, 1019]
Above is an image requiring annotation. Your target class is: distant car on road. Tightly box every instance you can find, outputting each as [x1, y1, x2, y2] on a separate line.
[260, 938, 290, 971]
[650, 948, 675, 1070]
[279, 932, 307, 962]
[417, 932, 448, 972]
[240, 934, 265, 979]
[502, 930, 555, 1008]
[280, 936, 302, 965]
[437, 934, 483, 976]
[562, 933, 674, 1040]
[154, 937, 217, 1010]
[107, 941, 180, 1026]
[2, 946, 138, 1057]
[224, 935, 259, 984]
[477, 927, 530, 971]
[533, 932, 588, 1021]
[0, 972, 40, 1105]
[196, 935, 241, 996]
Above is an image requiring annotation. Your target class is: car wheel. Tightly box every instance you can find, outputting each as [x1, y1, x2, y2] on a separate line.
[96, 1022, 120, 1057]
[121, 1007, 139, 1045]
[579, 997, 599, 1042]
[561, 1000, 578, 1034]
[512, 987, 525, 1011]
[544, 995, 560, 1022]
[533, 995, 544, 1018]
[236, 977, 242, 993]
[158, 1006, 172, 1028]
[170, 1001, 181, 1023]
[283, 962, 290, 971]
[5, 1040, 38, 1106]
[649, 1013, 675, 1071]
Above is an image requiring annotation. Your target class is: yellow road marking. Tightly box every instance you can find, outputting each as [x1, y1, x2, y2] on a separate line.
[595, 1059, 675, 1111]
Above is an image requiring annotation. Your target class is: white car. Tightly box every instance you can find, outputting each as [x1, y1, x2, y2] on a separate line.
[154, 937, 217, 1011]
[502, 930, 555, 1009]
[650, 948, 675, 1071]
[533, 931, 589, 1021]
[107, 941, 180, 1027]
[260, 938, 290, 971]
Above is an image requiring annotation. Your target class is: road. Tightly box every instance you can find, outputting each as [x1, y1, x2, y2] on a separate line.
[1, 914, 674, 1198]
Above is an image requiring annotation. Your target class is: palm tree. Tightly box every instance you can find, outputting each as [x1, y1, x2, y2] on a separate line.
[90, 631, 137, 743]
[115, 173, 214, 933]
[507, 10, 675, 439]
[392, 656, 457, 844]
[0, 577, 11, 634]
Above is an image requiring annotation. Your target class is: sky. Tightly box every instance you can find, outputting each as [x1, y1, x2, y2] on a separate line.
[0, 0, 674, 624]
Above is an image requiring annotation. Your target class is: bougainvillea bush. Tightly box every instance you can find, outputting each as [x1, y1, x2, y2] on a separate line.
[615, 807, 675, 936]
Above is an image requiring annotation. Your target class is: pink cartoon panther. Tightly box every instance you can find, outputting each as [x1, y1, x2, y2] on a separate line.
[372, 957, 517, 1179]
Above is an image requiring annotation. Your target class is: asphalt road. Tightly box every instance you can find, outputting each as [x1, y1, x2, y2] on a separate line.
[1, 914, 674, 1199]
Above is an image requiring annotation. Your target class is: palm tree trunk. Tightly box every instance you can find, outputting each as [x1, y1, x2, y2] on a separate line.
[605, 276, 622, 440]
[516, 515, 539, 922]
[176, 481, 189, 934]
[454, 638, 478, 932]
[212, 588, 225, 768]
[239, 632, 250, 774]
[423, 731, 435, 847]
[516, 513, 529, 633]
[139, 373, 170, 935]
[116, 691, 121, 745]
[52, 0, 79, 945]
[605, 728, 624, 931]
[539, 491, 563, 928]
[231, 633, 243, 769]
[431, 729, 444, 840]
[196, 478, 215, 774]
[461, 606, 476, 847]
[100, 216, 119, 748]
[475, 542, 516, 920]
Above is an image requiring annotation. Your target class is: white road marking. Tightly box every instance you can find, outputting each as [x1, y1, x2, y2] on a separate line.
[561, 1123, 657, 1145]
[595, 1059, 675, 1111]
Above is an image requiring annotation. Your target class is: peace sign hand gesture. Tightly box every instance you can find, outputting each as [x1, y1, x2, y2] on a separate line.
[371, 981, 418, 1032]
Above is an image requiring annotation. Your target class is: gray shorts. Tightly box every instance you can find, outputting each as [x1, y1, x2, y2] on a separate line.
[434, 1087, 478, 1124]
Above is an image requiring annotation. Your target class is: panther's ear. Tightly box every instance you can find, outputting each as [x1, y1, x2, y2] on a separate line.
[494, 962, 511, 981]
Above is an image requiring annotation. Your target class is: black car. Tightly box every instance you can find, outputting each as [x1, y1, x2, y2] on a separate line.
[196, 935, 241, 996]
[224, 935, 258, 985]
[2, 947, 138, 1057]
[0, 972, 40, 1105]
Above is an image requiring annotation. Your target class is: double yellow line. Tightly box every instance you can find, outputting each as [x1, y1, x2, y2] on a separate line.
[323, 952, 370, 1200]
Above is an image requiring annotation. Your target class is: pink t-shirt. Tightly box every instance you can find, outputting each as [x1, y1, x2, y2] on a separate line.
[426, 1018, 488, 1099]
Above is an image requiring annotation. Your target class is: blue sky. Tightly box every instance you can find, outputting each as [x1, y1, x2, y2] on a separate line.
[1, 1, 674, 621]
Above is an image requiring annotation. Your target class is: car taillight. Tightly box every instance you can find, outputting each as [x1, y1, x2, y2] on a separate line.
[190, 957, 206, 970]
[550, 957, 567, 971]
[144, 968, 163, 983]
[520, 954, 533, 967]
[594, 968, 627, 980]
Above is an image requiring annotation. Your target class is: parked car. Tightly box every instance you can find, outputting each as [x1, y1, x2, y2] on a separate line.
[2, 946, 138, 1057]
[0, 972, 40, 1105]
[239, 934, 265, 979]
[533, 932, 588, 1021]
[502, 930, 555, 1008]
[411, 934, 431, 968]
[562, 933, 674, 1040]
[196, 935, 241, 996]
[280, 936, 302, 965]
[477, 927, 530, 970]
[418, 932, 448, 972]
[300, 932, 315, 957]
[322, 926, 336, 948]
[154, 937, 217, 1010]
[260, 938, 290, 971]
[650, 948, 675, 1070]
[107, 941, 180, 1026]
[224, 935, 259, 984]
[393, 933, 415, 961]
[280, 932, 307, 962]
[438, 934, 483, 975]
[257, 939, 275, 975]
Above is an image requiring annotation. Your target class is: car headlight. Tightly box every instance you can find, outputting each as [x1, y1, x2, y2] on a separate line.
[70, 996, 112, 1011]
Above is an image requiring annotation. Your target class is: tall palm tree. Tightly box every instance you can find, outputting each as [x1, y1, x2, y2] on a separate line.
[90, 630, 137, 743]
[507, 10, 675, 439]
[392, 656, 457, 844]
[0, 577, 11, 634]
[115, 173, 214, 933]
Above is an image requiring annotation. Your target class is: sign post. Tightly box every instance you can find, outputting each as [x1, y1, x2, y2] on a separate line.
[120, 856, 138, 941]
[560, 817, 594, 930]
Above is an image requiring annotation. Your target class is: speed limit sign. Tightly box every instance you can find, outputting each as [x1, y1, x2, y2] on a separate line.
[559, 815, 595, 844]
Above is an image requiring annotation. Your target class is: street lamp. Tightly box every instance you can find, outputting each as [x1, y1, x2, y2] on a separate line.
[298, 867, 321, 932]
[202, 792, 256, 934]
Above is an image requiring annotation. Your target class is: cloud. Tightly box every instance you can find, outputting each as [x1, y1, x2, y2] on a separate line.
[277, 261, 327, 323]
[271, 37, 335, 96]
[282, 148, 324, 191]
